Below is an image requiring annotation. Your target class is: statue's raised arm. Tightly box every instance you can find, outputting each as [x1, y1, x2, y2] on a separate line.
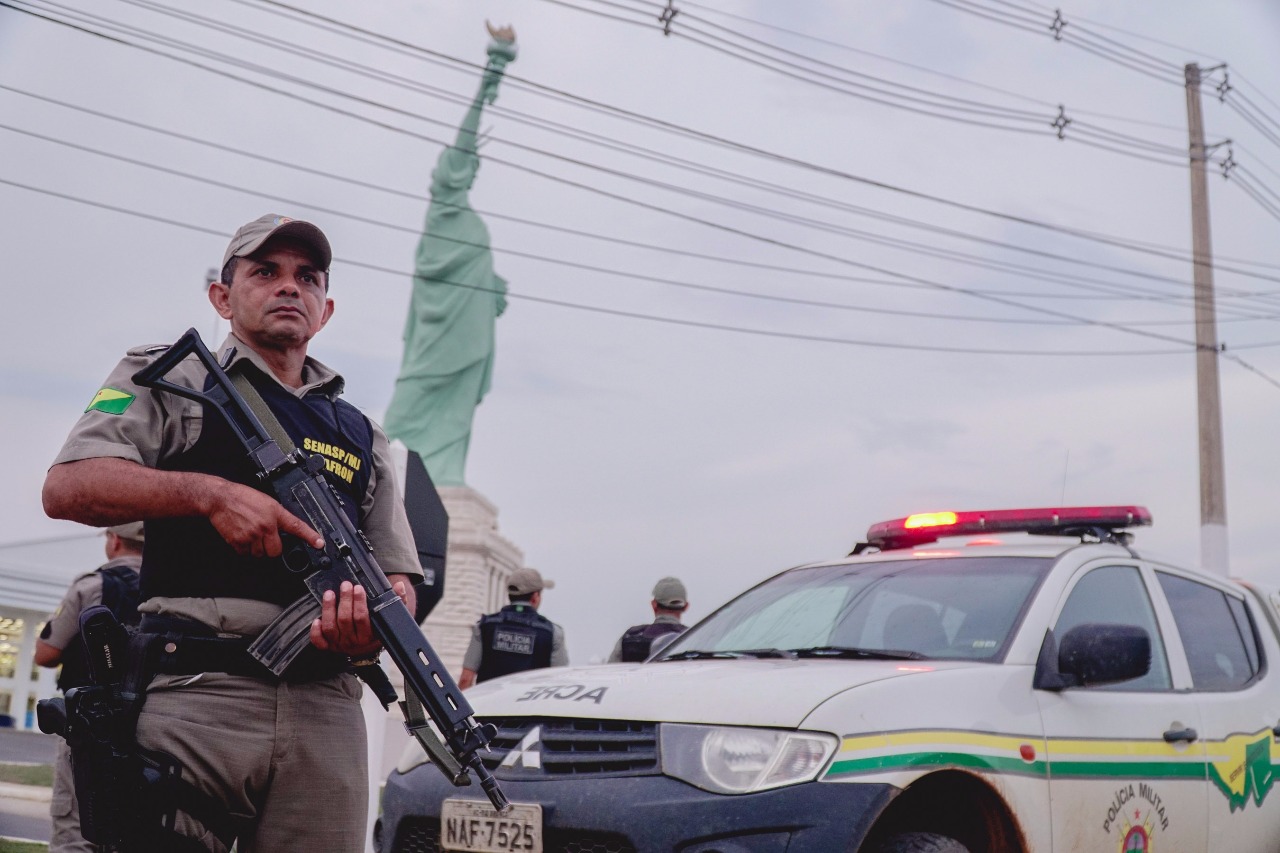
[383, 25, 518, 487]
[452, 22, 518, 157]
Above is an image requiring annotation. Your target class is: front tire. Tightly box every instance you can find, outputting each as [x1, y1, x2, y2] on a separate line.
[872, 832, 971, 853]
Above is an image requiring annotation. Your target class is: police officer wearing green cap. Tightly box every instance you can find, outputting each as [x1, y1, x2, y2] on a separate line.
[42, 214, 422, 852]
[36, 523, 145, 853]
[459, 568, 568, 689]
[608, 576, 690, 662]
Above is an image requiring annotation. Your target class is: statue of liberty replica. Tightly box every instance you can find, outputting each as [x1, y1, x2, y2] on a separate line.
[382, 23, 528, 681]
[384, 21, 516, 487]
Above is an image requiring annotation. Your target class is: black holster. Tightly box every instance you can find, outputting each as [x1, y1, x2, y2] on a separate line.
[38, 608, 232, 852]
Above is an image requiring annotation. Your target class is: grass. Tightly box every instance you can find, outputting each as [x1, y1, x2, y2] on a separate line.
[0, 841, 47, 852]
[0, 762, 53, 788]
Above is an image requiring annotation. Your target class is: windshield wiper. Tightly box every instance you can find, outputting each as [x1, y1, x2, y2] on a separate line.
[660, 648, 742, 660]
[662, 648, 798, 661]
[790, 646, 928, 660]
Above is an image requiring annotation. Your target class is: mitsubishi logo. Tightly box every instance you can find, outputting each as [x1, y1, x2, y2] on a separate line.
[499, 725, 543, 770]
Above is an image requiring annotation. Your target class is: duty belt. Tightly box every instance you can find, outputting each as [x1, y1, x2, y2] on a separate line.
[140, 615, 349, 683]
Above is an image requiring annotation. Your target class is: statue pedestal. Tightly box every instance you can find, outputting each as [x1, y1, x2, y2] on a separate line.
[423, 486, 525, 677]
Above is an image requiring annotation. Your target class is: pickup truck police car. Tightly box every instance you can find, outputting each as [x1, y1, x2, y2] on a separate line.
[375, 506, 1280, 853]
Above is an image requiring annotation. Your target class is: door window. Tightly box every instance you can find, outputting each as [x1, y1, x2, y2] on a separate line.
[1156, 572, 1260, 690]
[1054, 565, 1171, 690]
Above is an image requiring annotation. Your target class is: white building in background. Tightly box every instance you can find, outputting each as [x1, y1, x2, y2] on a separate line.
[0, 532, 102, 731]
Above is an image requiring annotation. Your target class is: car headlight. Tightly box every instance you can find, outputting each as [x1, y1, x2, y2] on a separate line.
[661, 724, 838, 794]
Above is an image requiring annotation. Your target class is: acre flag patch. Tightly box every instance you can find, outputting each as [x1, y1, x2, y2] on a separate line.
[85, 387, 135, 415]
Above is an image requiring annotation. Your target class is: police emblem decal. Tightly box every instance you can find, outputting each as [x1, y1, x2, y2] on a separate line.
[500, 725, 543, 770]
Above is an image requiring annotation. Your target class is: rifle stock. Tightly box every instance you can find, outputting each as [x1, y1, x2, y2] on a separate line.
[133, 328, 509, 812]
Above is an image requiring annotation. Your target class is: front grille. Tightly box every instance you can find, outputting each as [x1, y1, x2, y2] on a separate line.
[391, 818, 439, 853]
[480, 717, 659, 778]
[391, 818, 637, 853]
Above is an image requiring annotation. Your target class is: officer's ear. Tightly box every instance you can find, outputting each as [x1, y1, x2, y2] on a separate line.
[208, 280, 233, 320]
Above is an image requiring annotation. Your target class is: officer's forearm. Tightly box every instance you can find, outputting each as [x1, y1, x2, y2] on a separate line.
[43, 458, 228, 527]
[34, 640, 63, 668]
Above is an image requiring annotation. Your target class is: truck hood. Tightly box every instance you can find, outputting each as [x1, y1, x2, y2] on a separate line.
[463, 659, 987, 729]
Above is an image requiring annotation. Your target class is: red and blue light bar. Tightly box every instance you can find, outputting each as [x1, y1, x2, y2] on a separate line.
[864, 506, 1152, 551]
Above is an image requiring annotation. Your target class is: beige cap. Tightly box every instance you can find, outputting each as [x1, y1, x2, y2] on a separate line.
[652, 576, 688, 609]
[508, 567, 554, 596]
[106, 521, 145, 544]
[222, 214, 332, 271]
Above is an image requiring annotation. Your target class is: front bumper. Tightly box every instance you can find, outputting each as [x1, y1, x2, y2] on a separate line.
[377, 764, 894, 853]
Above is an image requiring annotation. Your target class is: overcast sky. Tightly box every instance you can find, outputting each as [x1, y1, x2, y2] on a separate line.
[2, 0, 1280, 664]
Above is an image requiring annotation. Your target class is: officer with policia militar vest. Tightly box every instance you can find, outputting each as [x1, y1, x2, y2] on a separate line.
[459, 567, 568, 688]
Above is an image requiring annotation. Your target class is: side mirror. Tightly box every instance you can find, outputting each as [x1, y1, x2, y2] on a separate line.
[1034, 623, 1151, 691]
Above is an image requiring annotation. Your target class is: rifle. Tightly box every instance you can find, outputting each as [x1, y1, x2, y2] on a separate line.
[132, 328, 508, 812]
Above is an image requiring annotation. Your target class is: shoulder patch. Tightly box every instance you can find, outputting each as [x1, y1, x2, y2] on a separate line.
[85, 387, 135, 415]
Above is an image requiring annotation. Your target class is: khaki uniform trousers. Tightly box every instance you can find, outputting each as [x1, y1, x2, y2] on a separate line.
[49, 739, 94, 853]
[135, 669, 367, 852]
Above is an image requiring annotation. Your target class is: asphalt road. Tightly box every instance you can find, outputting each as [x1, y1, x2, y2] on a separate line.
[0, 728, 58, 764]
[0, 804, 50, 845]
[0, 727, 56, 844]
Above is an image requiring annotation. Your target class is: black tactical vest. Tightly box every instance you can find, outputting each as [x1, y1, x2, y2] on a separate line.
[53, 561, 142, 691]
[142, 365, 374, 606]
[619, 621, 687, 662]
[476, 605, 554, 683]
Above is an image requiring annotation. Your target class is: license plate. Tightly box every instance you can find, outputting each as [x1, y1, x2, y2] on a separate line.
[440, 799, 543, 853]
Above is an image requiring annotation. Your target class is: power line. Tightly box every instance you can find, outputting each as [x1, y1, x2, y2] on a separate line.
[0, 174, 1210, 356]
[1224, 352, 1280, 392]
[11, 0, 1280, 337]
[24, 116, 1280, 328]
[12, 0, 1280, 321]
[13, 0, 1275, 319]
[681, 0, 1188, 132]
[607, 0, 1049, 121]
[83, 0, 1229, 295]
[1011, 0, 1225, 64]
[561, 0, 1197, 161]
[12, 80, 1280, 324]
[925, 0, 1186, 85]
[11, 0, 1280, 313]
[9, 8, 1280, 383]
[0, 531, 100, 551]
[547, 0, 1051, 134]
[8, 119, 1146, 326]
[235, 0, 1280, 273]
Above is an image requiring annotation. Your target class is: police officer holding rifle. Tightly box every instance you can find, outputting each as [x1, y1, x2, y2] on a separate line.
[42, 214, 501, 852]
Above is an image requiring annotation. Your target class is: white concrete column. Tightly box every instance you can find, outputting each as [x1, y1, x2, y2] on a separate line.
[11, 615, 39, 731]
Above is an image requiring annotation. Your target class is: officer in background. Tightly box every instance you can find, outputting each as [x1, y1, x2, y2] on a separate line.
[34, 522, 145, 853]
[608, 577, 690, 663]
[459, 568, 567, 688]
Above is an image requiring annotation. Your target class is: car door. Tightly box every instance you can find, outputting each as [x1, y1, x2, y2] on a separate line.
[1152, 569, 1280, 849]
[1034, 561, 1207, 853]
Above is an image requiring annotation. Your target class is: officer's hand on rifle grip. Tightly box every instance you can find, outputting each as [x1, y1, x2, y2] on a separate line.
[205, 478, 323, 558]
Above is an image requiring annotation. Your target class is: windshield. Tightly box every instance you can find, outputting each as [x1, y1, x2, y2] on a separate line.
[657, 556, 1051, 662]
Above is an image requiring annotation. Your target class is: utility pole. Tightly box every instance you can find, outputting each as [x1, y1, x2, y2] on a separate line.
[1184, 62, 1229, 576]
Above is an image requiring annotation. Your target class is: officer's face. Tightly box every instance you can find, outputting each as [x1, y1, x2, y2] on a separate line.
[210, 237, 334, 352]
